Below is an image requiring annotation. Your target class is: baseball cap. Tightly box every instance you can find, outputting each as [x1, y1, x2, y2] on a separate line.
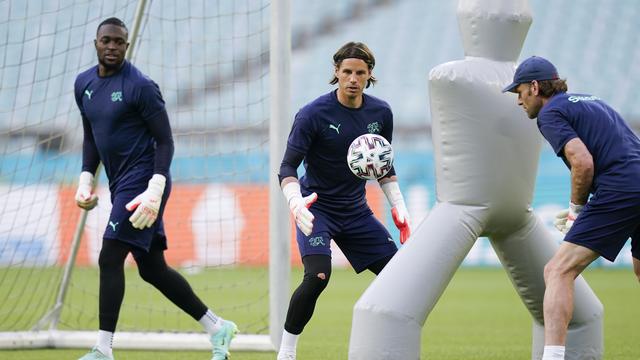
[502, 56, 559, 93]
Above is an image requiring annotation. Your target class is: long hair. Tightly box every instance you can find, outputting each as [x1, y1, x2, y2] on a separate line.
[330, 42, 377, 88]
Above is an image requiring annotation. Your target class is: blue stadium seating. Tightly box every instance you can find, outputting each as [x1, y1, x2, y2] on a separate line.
[1, 0, 638, 135]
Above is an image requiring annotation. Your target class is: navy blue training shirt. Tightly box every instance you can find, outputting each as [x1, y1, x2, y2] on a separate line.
[280, 90, 396, 212]
[537, 92, 640, 192]
[74, 61, 174, 192]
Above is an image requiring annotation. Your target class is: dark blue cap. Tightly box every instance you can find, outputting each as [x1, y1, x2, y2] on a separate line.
[502, 56, 559, 93]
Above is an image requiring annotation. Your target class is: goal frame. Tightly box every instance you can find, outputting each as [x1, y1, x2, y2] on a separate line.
[0, 0, 290, 353]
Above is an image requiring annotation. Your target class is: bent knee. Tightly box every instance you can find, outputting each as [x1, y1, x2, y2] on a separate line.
[303, 267, 331, 282]
[137, 267, 153, 283]
[306, 272, 330, 284]
[302, 271, 330, 294]
[137, 263, 168, 284]
[543, 260, 575, 283]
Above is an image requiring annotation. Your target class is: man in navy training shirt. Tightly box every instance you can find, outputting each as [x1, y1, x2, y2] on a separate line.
[503, 56, 640, 360]
[276, 42, 412, 360]
[74, 17, 237, 360]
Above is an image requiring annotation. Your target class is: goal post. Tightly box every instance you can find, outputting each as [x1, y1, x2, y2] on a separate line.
[0, 0, 290, 352]
[268, 0, 292, 350]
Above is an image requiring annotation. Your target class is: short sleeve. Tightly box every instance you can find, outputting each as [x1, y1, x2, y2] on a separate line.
[380, 107, 396, 177]
[380, 107, 394, 143]
[286, 112, 317, 155]
[136, 82, 166, 120]
[74, 76, 86, 116]
[537, 108, 578, 156]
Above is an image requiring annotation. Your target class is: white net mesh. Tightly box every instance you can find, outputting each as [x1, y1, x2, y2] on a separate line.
[0, 0, 272, 344]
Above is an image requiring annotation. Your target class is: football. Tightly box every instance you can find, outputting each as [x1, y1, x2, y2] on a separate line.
[346, 133, 394, 180]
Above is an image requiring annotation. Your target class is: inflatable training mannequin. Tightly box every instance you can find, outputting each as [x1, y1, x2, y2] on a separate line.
[348, 0, 603, 359]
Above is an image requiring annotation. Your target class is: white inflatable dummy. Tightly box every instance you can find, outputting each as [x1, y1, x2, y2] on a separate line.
[348, 1, 603, 359]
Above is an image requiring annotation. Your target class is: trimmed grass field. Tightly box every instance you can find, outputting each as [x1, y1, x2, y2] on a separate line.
[1, 267, 638, 359]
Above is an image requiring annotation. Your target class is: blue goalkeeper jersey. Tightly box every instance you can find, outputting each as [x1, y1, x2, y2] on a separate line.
[74, 61, 169, 192]
[537, 92, 640, 193]
[286, 90, 396, 214]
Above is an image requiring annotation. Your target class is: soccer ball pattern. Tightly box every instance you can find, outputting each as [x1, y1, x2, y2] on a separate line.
[347, 134, 394, 180]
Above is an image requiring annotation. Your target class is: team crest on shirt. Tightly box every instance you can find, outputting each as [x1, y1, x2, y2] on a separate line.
[308, 236, 325, 247]
[111, 91, 123, 102]
[367, 122, 381, 134]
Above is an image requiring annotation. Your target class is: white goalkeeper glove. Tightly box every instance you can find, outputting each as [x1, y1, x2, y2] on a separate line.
[554, 202, 584, 234]
[75, 171, 98, 211]
[381, 181, 411, 244]
[282, 182, 317, 236]
[125, 174, 166, 230]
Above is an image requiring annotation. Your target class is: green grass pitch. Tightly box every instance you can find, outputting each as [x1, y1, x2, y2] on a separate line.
[1, 267, 638, 359]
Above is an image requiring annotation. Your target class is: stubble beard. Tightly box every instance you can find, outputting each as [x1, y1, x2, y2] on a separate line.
[98, 57, 124, 72]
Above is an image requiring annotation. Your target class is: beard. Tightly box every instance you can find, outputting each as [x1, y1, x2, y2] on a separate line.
[98, 57, 124, 71]
[526, 106, 541, 119]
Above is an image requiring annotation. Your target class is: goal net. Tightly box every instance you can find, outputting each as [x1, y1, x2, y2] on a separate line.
[0, 0, 284, 351]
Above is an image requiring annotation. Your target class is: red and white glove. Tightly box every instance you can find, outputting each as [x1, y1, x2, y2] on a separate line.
[75, 171, 98, 210]
[282, 182, 317, 236]
[125, 174, 166, 230]
[381, 181, 411, 244]
[554, 202, 583, 234]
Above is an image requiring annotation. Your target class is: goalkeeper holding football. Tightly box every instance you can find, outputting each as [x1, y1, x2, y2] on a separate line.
[276, 41, 411, 360]
[74, 18, 237, 360]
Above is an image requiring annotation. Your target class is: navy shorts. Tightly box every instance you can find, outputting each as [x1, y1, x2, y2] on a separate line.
[296, 206, 398, 273]
[103, 174, 171, 255]
[565, 190, 640, 262]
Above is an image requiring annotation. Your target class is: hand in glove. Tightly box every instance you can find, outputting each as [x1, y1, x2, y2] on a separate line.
[75, 171, 98, 210]
[282, 182, 317, 236]
[554, 202, 583, 234]
[125, 174, 166, 229]
[381, 181, 411, 244]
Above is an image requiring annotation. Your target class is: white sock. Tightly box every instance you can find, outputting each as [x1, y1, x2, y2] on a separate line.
[278, 329, 299, 354]
[199, 309, 223, 335]
[96, 330, 114, 358]
[542, 345, 565, 360]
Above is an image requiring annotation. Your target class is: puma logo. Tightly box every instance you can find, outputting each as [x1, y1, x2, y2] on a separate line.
[329, 123, 341, 134]
[84, 89, 93, 99]
[108, 221, 118, 231]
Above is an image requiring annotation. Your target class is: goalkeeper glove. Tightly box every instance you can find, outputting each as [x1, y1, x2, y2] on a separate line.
[554, 202, 584, 234]
[381, 181, 411, 244]
[75, 171, 98, 210]
[282, 182, 317, 236]
[125, 174, 166, 230]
